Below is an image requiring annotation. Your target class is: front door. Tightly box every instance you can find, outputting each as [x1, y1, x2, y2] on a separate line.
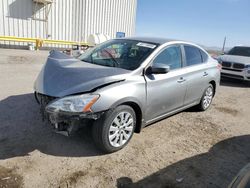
[145, 45, 187, 122]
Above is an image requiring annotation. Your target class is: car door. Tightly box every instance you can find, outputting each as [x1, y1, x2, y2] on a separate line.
[144, 45, 188, 122]
[182, 45, 210, 105]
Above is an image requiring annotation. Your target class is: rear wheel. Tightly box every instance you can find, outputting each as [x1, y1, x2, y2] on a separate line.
[197, 84, 214, 111]
[92, 105, 136, 153]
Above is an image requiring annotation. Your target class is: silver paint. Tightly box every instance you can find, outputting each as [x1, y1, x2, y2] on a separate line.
[34, 37, 221, 131]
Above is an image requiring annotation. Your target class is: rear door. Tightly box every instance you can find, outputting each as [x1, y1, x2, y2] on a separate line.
[145, 45, 188, 122]
[182, 45, 210, 105]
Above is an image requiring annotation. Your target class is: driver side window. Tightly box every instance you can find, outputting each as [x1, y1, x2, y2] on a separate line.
[153, 45, 182, 70]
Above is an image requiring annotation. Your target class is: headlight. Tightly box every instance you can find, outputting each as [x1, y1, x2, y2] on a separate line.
[46, 94, 99, 113]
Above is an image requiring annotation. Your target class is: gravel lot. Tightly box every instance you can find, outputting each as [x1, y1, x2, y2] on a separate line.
[0, 49, 250, 188]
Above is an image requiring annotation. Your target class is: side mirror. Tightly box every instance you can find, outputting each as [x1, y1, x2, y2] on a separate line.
[147, 64, 170, 74]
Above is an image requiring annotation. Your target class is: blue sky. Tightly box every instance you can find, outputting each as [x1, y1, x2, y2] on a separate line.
[136, 0, 250, 48]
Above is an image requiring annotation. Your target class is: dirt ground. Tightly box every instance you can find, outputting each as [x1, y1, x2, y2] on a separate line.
[0, 48, 249, 188]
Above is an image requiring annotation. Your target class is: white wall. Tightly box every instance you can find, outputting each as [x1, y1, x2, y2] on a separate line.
[0, 0, 137, 47]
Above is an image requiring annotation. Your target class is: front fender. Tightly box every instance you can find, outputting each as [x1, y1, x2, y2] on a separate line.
[91, 76, 147, 130]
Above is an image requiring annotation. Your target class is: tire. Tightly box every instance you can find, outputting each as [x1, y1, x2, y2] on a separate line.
[244, 80, 250, 87]
[92, 105, 136, 153]
[197, 84, 214, 111]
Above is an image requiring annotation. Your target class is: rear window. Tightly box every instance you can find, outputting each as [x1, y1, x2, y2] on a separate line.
[200, 50, 208, 62]
[184, 45, 203, 66]
[228, 47, 250, 57]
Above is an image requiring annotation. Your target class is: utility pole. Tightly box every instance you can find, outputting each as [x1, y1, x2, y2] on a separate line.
[222, 36, 227, 53]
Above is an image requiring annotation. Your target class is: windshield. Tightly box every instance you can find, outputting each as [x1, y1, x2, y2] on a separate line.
[228, 47, 250, 57]
[78, 39, 158, 70]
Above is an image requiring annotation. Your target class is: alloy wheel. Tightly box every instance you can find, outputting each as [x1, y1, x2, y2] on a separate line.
[108, 111, 134, 147]
[203, 86, 213, 109]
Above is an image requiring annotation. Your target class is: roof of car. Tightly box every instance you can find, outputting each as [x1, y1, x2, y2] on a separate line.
[121, 37, 178, 45]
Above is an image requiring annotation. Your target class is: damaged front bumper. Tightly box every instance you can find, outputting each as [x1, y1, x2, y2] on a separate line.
[35, 92, 104, 136]
[46, 109, 104, 136]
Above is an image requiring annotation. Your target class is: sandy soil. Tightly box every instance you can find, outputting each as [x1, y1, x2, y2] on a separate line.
[0, 49, 250, 188]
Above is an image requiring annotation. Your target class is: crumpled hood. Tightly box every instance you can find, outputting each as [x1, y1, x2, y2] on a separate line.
[218, 55, 250, 65]
[34, 50, 130, 97]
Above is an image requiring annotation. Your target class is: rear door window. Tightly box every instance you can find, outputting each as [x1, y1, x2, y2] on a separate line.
[200, 50, 208, 62]
[184, 45, 203, 66]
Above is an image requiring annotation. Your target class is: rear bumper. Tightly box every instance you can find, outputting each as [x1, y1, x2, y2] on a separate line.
[221, 68, 250, 81]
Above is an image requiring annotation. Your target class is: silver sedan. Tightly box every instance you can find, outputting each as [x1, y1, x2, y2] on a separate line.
[34, 37, 221, 153]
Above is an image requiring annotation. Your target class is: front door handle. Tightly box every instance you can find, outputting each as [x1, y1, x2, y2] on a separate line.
[177, 77, 186, 83]
[203, 72, 208, 77]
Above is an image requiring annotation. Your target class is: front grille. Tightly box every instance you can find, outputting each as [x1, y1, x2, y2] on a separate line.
[233, 63, 245, 69]
[35, 93, 57, 121]
[222, 67, 243, 72]
[222, 61, 232, 67]
[35, 93, 56, 105]
[221, 73, 244, 79]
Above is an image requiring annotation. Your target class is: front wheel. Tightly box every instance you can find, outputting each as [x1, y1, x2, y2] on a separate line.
[92, 105, 136, 153]
[197, 84, 214, 111]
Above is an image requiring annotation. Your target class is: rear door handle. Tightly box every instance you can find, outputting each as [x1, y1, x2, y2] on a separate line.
[203, 72, 208, 77]
[177, 77, 186, 83]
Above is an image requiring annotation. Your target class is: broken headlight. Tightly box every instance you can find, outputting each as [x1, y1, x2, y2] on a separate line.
[46, 94, 99, 113]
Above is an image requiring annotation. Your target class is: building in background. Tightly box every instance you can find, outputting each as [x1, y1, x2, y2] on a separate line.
[0, 0, 137, 48]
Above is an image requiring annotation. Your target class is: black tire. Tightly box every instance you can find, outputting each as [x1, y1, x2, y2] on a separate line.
[92, 105, 136, 153]
[197, 84, 214, 111]
[244, 80, 250, 87]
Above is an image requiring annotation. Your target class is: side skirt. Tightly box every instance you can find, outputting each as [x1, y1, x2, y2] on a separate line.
[145, 101, 199, 126]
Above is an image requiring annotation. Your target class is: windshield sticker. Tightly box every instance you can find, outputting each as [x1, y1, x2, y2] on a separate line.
[136, 42, 156, 49]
